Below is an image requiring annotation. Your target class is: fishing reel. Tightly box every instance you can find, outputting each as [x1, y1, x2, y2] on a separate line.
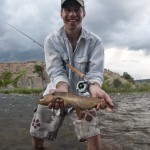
[76, 80, 89, 93]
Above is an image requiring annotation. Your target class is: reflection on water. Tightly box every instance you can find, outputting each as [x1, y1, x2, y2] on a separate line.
[0, 93, 150, 150]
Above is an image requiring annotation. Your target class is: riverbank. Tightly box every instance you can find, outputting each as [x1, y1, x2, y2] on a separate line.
[0, 86, 150, 95]
[1, 61, 150, 94]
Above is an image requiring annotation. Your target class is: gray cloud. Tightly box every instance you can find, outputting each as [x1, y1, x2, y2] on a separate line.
[84, 0, 150, 53]
[0, 0, 150, 62]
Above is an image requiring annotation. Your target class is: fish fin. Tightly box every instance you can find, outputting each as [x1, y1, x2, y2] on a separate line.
[76, 108, 84, 120]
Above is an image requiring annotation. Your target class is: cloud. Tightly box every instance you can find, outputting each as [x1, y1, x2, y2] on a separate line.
[0, 0, 62, 52]
[105, 47, 150, 79]
[1, 0, 150, 53]
[0, 0, 150, 79]
[84, 0, 150, 53]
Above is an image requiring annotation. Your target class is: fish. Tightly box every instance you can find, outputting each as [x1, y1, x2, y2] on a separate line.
[39, 92, 109, 110]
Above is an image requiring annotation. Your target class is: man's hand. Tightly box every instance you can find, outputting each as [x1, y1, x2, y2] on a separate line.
[48, 82, 69, 109]
[89, 83, 114, 112]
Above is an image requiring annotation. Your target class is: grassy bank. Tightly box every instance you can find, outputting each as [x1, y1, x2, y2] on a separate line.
[0, 83, 150, 94]
[0, 88, 43, 94]
[102, 83, 150, 93]
[0, 70, 149, 94]
[104, 87, 150, 93]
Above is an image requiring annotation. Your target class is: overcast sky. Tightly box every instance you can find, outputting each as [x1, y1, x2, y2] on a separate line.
[0, 0, 150, 79]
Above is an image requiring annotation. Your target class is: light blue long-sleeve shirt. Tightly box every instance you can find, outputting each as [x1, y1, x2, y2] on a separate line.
[43, 26, 104, 96]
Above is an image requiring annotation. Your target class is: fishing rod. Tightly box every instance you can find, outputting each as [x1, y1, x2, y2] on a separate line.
[0, 21, 44, 48]
[1, 21, 92, 93]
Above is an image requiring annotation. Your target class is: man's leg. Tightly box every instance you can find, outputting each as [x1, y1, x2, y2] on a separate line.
[87, 134, 101, 150]
[69, 108, 101, 146]
[30, 104, 66, 149]
[32, 136, 44, 149]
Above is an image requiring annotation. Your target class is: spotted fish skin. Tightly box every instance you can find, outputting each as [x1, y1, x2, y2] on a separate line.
[39, 92, 108, 110]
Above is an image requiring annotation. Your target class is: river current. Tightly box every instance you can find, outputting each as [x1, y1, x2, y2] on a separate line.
[0, 92, 150, 150]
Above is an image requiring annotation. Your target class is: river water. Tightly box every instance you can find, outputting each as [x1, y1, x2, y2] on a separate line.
[0, 93, 150, 150]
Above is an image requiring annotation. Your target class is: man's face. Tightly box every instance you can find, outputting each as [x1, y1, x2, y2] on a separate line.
[61, 4, 85, 30]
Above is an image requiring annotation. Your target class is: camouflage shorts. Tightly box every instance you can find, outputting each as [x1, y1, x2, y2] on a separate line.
[30, 105, 100, 141]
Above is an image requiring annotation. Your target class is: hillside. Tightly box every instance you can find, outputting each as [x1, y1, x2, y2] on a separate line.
[104, 69, 129, 84]
[0, 61, 132, 91]
[0, 61, 49, 89]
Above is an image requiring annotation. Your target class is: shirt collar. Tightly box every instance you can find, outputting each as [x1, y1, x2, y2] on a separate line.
[59, 26, 86, 40]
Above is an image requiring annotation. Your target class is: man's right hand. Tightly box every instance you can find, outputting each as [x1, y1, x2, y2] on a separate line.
[48, 82, 69, 109]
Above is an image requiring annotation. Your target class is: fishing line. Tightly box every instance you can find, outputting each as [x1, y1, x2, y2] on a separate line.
[0, 21, 44, 48]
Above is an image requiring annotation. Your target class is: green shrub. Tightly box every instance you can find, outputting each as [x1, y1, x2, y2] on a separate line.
[122, 72, 134, 83]
[33, 64, 45, 80]
[102, 80, 112, 92]
[104, 75, 109, 81]
[12, 70, 26, 87]
[113, 78, 122, 88]
[0, 71, 13, 87]
[34, 65, 44, 72]
[0, 70, 26, 88]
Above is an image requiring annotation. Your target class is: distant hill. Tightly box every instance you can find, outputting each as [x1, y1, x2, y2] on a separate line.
[0, 61, 134, 90]
[135, 79, 150, 83]
[104, 69, 129, 84]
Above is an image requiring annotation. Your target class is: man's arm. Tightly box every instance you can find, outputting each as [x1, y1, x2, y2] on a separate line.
[44, 36, 70, 88]
[86, 38, 114, 112]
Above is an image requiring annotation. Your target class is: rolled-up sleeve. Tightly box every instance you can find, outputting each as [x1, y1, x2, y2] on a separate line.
[86, 40, 104, 86]
[44, 36, 70, 88]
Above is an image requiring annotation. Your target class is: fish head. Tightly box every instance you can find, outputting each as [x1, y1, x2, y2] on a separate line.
[39, 94, 54, 105]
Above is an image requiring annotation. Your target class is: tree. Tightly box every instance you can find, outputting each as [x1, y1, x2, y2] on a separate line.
[122, 72, 134, 83]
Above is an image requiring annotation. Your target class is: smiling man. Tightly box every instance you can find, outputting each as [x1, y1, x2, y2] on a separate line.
[30, 0, 114, 149]
[60, 0, 86, 50]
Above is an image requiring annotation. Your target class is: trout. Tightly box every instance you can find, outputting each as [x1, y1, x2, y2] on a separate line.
[39, 92, 109, 110]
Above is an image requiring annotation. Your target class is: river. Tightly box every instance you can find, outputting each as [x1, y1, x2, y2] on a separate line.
[0, 92, 150, 150]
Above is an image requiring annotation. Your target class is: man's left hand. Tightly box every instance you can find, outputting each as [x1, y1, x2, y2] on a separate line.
[89, 83, 114, 112]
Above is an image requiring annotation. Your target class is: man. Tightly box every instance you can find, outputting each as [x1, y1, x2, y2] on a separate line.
[30, 0, 114, 149]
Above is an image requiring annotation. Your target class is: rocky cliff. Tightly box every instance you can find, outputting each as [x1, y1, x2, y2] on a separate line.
[104, 69, 128, 84]
[0, 61, 49, 89]
[0, 61, 128, 90]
